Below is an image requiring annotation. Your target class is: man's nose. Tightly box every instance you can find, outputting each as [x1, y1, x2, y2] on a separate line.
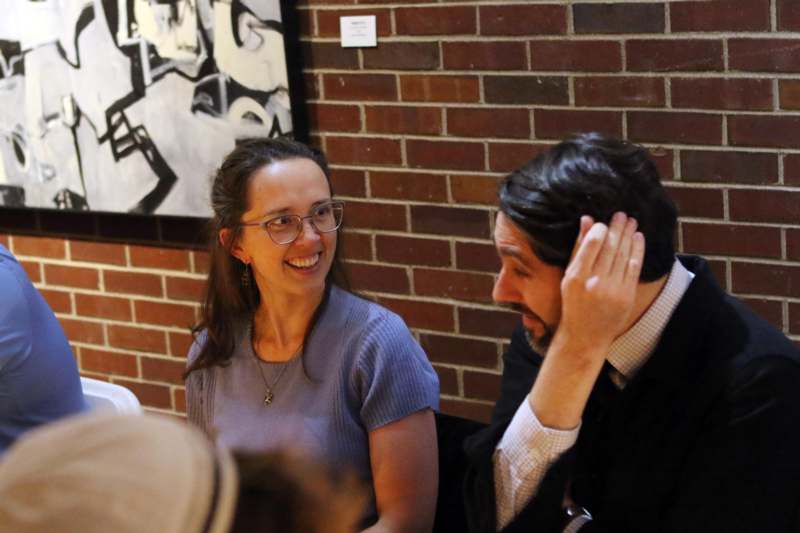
[492, 267, 516, 304]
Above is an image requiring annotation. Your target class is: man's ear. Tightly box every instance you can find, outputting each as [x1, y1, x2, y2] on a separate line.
[219, 228, 249, 264]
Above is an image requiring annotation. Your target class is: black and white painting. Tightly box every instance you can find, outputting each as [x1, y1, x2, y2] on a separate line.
[0, 0, 293, 215]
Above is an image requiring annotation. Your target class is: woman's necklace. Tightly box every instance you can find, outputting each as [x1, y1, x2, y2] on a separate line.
[253, 358, 290, 406]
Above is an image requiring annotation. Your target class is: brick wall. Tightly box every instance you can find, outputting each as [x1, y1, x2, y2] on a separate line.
[2, 0, 800, 422]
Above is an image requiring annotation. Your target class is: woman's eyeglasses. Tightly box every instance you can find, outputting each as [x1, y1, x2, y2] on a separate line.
[240, 201, 344, 245]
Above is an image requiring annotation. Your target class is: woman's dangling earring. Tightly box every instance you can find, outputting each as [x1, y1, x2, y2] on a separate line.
[241, 263, 251, 288]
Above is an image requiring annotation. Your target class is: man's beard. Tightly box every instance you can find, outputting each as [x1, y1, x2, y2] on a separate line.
[500, 302, 556, 354]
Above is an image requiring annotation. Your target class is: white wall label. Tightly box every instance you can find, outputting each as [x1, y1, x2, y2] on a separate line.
[340, 15, 377, 48]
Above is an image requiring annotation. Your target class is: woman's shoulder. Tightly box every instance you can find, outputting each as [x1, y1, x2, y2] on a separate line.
[331, 286, 405, 328]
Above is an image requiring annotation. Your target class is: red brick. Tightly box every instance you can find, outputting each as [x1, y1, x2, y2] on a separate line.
[411, 205, 490, 239]
[326, 136, 402, 166]
[434, 365, 460, 396]
[76, 294, 132, 321]
[671, 0, 770, 31]
[672, 78, 772, 111]
[345, 263, 409, 294]
[650, 148, 675, 180]
[40, 289, 72, 314]
[731, 262, 800, 298]
[407, 140, 485, 172]
[682, 223, 782, 259]
[108, 325, 168, 354]
[439, 398, 493, 424]
[135, 301, 196, 328]
[627, 40, 723, 72]
[627, 112, 722, 145]
[396, 6, 476, 35]
[420, 334, 498, 368]
[779, 80, 800, 110]
[192, 252, 210, 275]
[442, 42, 528, 70]
[480, 4, 566, 35]
[666, 186, 724, 219]
[174, 388, 187, 413]
[305, 72, 320, 100]
[129, 246, 189, 271]
[740, 297, 784, 332]
[708, 260, 729, 290]
[376, 235, 451, 267]
[489, 142, 553, 173]
[447, 108, 530, 139]
[456, 242, 501, 273]
[302, 42, 358, 70]
[790, 303, 800, 335]
[414, 269, 495, 303]
[363, 42, 439, 70]
[346, 200, 407, 231]
[729, 189, 800, 224]
[169, 332, 194, 358]
[369, 171, 448, 202]
[530, 40, 621, 72]
[166, 277, 205, 302]
[323, 74, 397, 102]
[729, 39, 800, 73]
[365, 106, 442, 135]
[60, 318, 104, 345]
[339, 231, 372, 261]
[81, 348, 138, 377]
[784, 227, 800, 262]
[458, 307, 519, 338]
[463, 370, 502, 402]
[316, 9, 391, 38]
[485, 76, 568, 105]
[778, 0, 800, 30]
[575, 77, 665, 108]
[308, 103, 361, 132]
[534, 109, 622, 140]
[113, 379, 172, 409]
[451, 175, 500, 205]
[297, 6, 313, 37]
[44, 264, 99, 290]
[331, 168, 367, 197]
[574, 3, 665, 33]
[141, 357, 186, 385]
[729, 116, 800, 148]
[400, 75, 480, 103]
[12, 236, 65, 259]
[20, 261, 41, 283]
[378, 297, 455, 332]
[0, 234, 8, 248]
[69, 241, 126, 266]
[680, 151, 778, 185]
[104, 271, 163, 297]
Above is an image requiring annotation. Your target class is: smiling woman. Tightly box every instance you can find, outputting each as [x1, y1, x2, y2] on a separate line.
[184, 138, 440, 532]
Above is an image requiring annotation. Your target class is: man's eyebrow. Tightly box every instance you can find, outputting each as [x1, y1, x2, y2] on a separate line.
[496, 245, 534, 269]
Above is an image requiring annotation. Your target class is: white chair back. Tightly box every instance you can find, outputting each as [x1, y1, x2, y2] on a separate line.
[80, 377, 143, 414]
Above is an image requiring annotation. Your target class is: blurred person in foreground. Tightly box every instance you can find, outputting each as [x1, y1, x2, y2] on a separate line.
[457, 133, 800, 532]
[0, 412, 365, 533]
[185, 138, 439, 532]
[0, 242, 84, 453]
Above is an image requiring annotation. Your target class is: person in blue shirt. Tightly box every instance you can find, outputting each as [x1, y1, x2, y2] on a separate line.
[0, 243, 85, 453]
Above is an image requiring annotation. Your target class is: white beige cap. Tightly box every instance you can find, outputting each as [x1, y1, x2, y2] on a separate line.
[0, 412, 237, 533]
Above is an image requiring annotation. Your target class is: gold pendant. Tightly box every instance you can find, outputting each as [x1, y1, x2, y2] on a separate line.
[264, 391, 274, 405]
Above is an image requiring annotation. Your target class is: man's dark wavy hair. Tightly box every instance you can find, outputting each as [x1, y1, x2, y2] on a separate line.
[498, 133, 677, 282]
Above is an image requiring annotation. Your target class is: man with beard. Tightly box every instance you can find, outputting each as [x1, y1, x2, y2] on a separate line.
[460, 133, 800, 532]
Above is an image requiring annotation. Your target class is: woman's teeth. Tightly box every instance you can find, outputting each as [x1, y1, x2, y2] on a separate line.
[286, 253, 320, 269]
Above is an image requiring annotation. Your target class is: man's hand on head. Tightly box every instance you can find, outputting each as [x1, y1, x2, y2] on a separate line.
[527, 212, 645, 430]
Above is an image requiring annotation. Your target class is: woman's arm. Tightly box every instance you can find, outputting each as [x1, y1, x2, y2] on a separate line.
[363, 409, 438, 533]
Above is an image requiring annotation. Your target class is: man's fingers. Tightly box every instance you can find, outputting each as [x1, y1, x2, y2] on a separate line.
[594, 212, 627, 275]
[569, 221, 608, 279]
[624, 232, 645, 285]
[611, 217, 638, 280]
[570, 215, 594, 263]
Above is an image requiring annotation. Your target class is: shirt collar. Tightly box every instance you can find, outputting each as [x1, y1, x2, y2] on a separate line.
[607, 258, 694, 381]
